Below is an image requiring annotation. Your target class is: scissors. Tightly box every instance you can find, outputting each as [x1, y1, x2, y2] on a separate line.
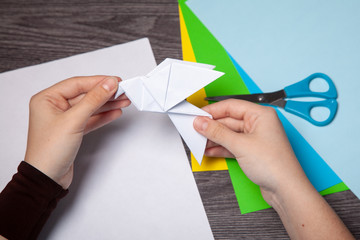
[205, 73, 338, 126]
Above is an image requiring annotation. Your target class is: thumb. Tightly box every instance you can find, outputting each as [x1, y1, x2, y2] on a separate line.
[194, 116, 241, 153]
[69, 76, 118, 122]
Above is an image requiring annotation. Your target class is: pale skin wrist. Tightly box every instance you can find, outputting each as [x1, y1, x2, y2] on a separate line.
[266, 171, 354, 239]
[264, 172, 315, 212]
[259, 154, 311, 207]
[24, 156, 73, 190]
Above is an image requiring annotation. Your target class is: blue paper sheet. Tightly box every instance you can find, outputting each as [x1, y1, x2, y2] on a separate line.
[187, 0, 360, 198]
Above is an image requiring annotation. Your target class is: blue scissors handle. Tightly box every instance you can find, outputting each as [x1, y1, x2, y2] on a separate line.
[285, 99, 338, 126]
[205, 73, 338, 126]
[284, 73, 337, 99]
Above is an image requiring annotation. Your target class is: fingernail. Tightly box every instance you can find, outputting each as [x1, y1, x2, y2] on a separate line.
[102, 77, 117, 92]
[194, 117, 209, 131]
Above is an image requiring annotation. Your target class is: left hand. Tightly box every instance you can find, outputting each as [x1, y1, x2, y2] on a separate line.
[24, 76, 130, 189]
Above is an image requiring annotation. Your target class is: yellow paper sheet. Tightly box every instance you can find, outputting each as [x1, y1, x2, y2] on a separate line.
[179, 6, 228, 171]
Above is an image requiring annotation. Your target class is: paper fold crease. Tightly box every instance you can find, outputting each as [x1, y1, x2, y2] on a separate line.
[115, 58, 224, 164]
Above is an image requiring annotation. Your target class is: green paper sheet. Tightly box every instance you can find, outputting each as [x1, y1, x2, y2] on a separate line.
[178, 0, 348, 214]
[179, 0, 271, 214]
[227, 159, 271, 213]
[320, 182, 348, 196]
[179, 3, 249, 96]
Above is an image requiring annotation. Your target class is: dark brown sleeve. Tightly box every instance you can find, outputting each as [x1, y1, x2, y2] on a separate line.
[0, 161, 68, 240]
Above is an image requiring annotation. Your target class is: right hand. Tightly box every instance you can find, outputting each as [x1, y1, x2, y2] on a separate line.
[193, 99, 308, 202]
[194, 100, 354, 239]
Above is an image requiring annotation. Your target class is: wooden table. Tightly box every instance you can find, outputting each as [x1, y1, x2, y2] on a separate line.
[1, 1, 359, 239]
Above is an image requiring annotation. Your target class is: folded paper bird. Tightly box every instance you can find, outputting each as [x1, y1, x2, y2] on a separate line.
[115, 58, 224, 165]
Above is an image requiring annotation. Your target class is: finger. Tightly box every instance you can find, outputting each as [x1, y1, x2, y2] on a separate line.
[67, 76, 118, 122]
[49, 75, 121, 99]
[93, 99, 131, 115]
[68, 92, 129, 107]
[206, 140, 220, 148]
[84, 109, 123, 134]
[217, 117, 245, 132]
[68, 93, 85, 106]
[202, 99, 264, 120]
[194, 116, 245, 153]
[205, 118, 245, 148]
[114, 93, 129, 101]
[204, 146, 235, 158]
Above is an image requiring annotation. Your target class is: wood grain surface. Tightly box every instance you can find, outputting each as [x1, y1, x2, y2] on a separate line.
[1, 1, 359, 239]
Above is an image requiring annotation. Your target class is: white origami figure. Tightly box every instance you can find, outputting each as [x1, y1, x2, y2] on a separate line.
[115, 59, 224, 165]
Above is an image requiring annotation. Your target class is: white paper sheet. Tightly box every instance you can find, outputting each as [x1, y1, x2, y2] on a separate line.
[0, 38, 214, 239]
[115, 58, 224, 164]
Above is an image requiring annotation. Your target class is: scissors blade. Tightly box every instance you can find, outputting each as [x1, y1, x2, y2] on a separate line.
[205, 90, 286, 104]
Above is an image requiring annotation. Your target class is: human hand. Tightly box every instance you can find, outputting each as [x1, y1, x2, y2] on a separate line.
[195, 99, 354, 239]
[193, 99, 309, 202]
[24, 76, 130, 189]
